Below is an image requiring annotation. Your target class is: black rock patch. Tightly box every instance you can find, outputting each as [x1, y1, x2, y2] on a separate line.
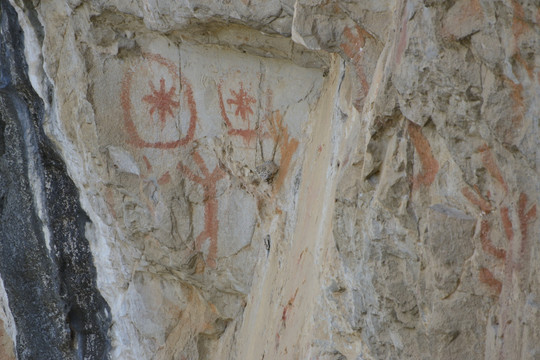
[0, 1, 111, 358]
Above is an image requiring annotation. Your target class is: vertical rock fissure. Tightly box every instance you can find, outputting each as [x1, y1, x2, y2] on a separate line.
[0, 0, 111, 359]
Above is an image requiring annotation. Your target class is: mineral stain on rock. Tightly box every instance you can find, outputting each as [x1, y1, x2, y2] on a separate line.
[1, 0, 539, 359]
[0, 1, 110, 358]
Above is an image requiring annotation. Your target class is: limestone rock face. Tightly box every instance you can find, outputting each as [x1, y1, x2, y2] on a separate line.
[1, 0, 538, 359]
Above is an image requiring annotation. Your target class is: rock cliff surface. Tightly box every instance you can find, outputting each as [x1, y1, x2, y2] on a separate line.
[0, 0, 538, 359]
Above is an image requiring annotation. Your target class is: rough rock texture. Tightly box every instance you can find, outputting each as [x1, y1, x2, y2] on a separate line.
[0, 1, 110, 358]
[1, 0, 539, 359]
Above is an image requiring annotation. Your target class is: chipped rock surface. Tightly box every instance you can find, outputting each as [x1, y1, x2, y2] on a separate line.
[1, 0, 539, 359]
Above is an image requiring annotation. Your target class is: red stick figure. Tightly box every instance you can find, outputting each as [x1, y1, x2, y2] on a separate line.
[177, 150, 226, 268]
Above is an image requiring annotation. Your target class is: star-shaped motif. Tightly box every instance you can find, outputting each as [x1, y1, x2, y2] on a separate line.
[142, 78, 180, 126]
[227, 82, 256, 122]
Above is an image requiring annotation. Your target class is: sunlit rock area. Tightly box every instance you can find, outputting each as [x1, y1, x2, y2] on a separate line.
[0, 0, 538, 359]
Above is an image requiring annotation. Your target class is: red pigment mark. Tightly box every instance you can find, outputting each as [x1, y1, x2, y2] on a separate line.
[395, 1, 408, 64]
[495, 192, 538, 358]
[514, 53, 534, 79]
[157, 172, 171, 185]
[517, 193, 536, 262]
[340, 25, 374, 109]
[219, 82, 299, 192]
[441, 0, 484, 40]
[509, 0, 535, 78]
[121, 53, 197, 149]
[500, 207, 514, 241]
[461, 187, 492, 213]
[218, 82, 259, 144]
[510, 0, 528, 44]
[480, 220, 506, 260]
[478, 144, 508, 193]
[503, 78, 526, 140]
[297, 249, 305, 265]
[267, 111, 299, 193]
[463, 146, 537, 297]
[177, 150, 226, 268]
[142, 78, 180, 128]
[407, 121, 439, 190]
[463, 194, 501, 295]
[137, 155, 172, 216]
[281, 288, 299, 328]
[227, 82, 256, 122]
[143, 155, 152, 171]
[104, 187, 118, 220]
[479, 267, 502, 295]
[495, 1, 536, 146]
[142, 155, 171, 185]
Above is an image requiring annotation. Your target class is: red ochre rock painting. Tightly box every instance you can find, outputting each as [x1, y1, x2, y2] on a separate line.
[121, 53, 197, 149]
[477, 144, 508, 193]
[407, 121, 439, 191]
[498, 194, 536, 359]
[395, 2, 409, 65]
[142, 155, 171, 187]
[123, 60, 301, 266]
[499, 76, 526, 144]
[267, 110, 299, 193]
[136, 155, 173, 217]
[142, 78, 180, 128]
[509, 0, 536, 78]
[227, 82, 256, 122]
[493, 2, 536, 145]
[177, 150, 226, 268]
[281, 288, 298, 328]
[219, 80, 299, 192]
[340, 25, 374, 109]
[462, 144, 537, 296]
[218, 81, 259, 145]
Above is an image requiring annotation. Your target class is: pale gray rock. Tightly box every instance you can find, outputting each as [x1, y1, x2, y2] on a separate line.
[1, 0, 539, 359]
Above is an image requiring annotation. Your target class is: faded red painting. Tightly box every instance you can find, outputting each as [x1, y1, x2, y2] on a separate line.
[395, 1, 408, 65]
[266, 110, 299, 193]
[121, 53, 197, 149]
[142, 78, 180, 128]
[407, 121, 439, 191]
[462, 145, 537, 359]
[120, 57, 303, 268]
[509, 0, 536, 78]
[219, 80, 300, 192]
[218, 80, 259, 145]
[340, 25, 374, 109]
[462, 145, 536, 297]
[177, 150, 226, 268]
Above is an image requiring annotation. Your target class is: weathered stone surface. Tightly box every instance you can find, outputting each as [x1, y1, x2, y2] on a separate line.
[0, 278, 16, 360]
[1, 0, 539, 359]
[0, 0, 110, 358]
